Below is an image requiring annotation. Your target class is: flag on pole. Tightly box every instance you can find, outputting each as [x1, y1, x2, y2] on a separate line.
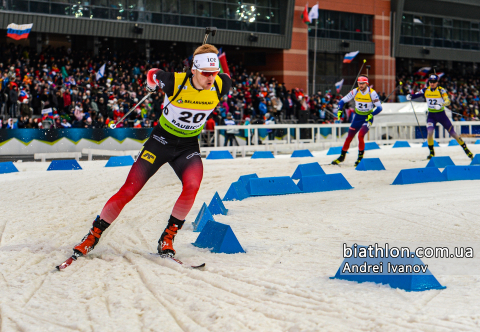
[335, 79, 344, 94]
[96, 63, 106, 81]
[41, 108, 53, 117]
[7, 23, 33, 40]
[301, 4, 311, 25]
[218, 52, 230, 77]
[415, 78, 427, 87]
[308, 4, 319, 22]
[437, 72, 445, 78]
[414, 67, 431, 76]
[343, 51, 359, 63]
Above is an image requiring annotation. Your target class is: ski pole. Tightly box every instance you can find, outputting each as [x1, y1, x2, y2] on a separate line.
[382, 82, 402, 103]
[109, 92, 151, 129]
[350, 59, 367, 91]
[409, 100, 425, 141]
[203, 27, 217, 45]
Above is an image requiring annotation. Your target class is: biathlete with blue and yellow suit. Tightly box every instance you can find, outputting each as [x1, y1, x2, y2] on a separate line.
[407, 74, 473, 160]
[68, 44, 232, 259]
[332, 76, 383, 166]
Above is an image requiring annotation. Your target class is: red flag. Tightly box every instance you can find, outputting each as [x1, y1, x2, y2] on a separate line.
[301, 4, 311, 25]
[218, 53, 230, 77]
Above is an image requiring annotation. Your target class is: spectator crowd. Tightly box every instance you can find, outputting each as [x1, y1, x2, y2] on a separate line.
[0, 43, 348, 131]
[1, 43, 478, 132]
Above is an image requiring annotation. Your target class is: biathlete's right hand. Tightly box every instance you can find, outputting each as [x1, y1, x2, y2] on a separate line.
[146, 82, 156, 93]
[406, 94, 412, 101]
[146, 68, 160, 93]
[337, 109, 342, 119]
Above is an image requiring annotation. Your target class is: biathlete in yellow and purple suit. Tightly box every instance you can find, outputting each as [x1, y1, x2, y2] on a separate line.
[407, 74, 473, 160]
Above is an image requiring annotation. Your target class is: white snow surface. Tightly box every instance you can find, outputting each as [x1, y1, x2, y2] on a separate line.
[1, 144, 480, 331]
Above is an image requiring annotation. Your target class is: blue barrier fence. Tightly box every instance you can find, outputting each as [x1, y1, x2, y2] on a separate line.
[0, 128, 152, 145]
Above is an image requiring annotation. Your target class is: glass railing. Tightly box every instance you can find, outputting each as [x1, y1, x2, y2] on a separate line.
[400, 35, 480, 50]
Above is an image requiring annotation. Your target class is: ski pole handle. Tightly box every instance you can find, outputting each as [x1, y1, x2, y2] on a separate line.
[109, 92, 152, 129]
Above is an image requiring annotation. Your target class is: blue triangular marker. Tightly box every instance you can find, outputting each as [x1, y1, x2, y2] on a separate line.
[364, 142, 380, 150]
[207, 151, 234, 159]
[105, 155, 134, 167]
[326, 147, 348, 155]
[47, 159, 82, 171]
[0, 162, 19, 174]
[392, 167, 447, 185]
[355, 158, 386, 171]
[442, 165, 480, 181]
[470, 154, 480, 165]
[219, 226, 245, 254]
[448, 139, 459, 146]
[208, 192, 228, 215]
[392, 141, 411, 148]
[223, 181, 250, 201]
[238, 174, 259, 187]
[426, 156, 455, 168]
[331, 245, 446, 292]
[192, 203, 215, 232]
[291, 149, 314, 158]
[251, 151, 274, 159]
[193, 220, 245, 254]
[246, 176, 301, 196]
[297, 174, 353, 192]
[291, 162, 325, 180]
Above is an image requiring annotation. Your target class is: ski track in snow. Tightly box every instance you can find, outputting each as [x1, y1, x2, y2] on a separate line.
[1, 144, 480, 331]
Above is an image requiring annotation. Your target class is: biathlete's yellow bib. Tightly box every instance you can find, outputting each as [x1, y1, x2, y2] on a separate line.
[354, 87, 376, 116]
[424, 87, 446, 113]
[160, 72, 222, 137]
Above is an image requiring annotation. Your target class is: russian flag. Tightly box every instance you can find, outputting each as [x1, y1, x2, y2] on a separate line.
[7, 23, 33, 40]
[335, 79, 344, 94]
[41, 108, 54, 118]
[437, 72, 445, 78]
[343, 51, 359, 63]
[414, 67, 431, 76]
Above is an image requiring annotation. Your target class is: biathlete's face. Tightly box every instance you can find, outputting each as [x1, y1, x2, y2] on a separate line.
[358, 82, 368, 91]
[429, 80, 438, 89]
[192, 67, 219, 90]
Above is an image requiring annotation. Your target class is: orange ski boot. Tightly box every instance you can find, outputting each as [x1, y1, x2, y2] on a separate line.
[157, 216, 185, 257]
[73, 216, 110, 256]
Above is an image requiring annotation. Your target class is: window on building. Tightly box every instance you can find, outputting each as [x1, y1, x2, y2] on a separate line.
[400, 12, 480, 50]
[308, 9, 373, 42]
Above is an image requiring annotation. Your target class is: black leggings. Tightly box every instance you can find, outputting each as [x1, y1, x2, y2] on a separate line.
[100, 126, 203, 223]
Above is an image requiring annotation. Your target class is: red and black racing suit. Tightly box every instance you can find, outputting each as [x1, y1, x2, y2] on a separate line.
[99, 70, 231, 223]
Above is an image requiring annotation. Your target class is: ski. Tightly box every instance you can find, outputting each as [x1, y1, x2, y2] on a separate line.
[56, 251, 82, 270]
[57, 252, 205, 270]
[157, 254, 205, 269]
